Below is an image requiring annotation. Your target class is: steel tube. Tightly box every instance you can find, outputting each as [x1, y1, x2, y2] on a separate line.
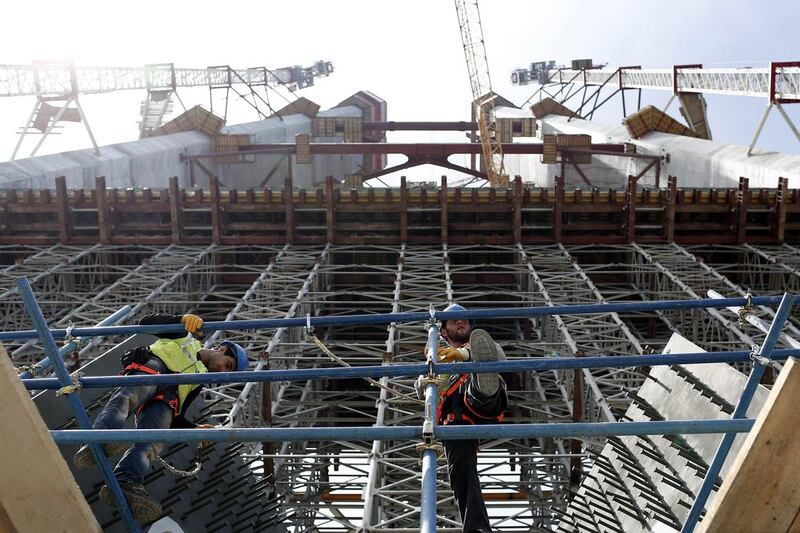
[21, 349, 800, 391]
[680, 292, 796, 533]
[420, 448, 438, 533]
[49, 419, 755, 445]
[0, 296, 787, 342]
[16, 278, 140, 533]
[18, 305, 132, 380]
[420, 319, 440, 533]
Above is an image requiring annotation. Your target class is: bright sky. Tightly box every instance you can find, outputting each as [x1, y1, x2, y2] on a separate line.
[1, 0, 798, 182]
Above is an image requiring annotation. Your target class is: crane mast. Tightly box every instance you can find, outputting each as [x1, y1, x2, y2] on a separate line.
[454, 0, 506, 186]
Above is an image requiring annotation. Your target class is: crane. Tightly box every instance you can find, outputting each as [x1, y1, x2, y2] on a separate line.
[454, 0, 507, 186]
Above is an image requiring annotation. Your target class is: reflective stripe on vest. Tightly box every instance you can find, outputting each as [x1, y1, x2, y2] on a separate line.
[148, 335, 207, 411]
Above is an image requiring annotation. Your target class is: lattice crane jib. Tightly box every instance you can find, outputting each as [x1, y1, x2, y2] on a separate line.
[454, 0, 507, 186]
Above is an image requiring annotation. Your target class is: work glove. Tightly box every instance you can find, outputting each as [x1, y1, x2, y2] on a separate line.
[181, 314, 204, 336]
[195, 423, 217, 448]
[438, 345, 471, 363]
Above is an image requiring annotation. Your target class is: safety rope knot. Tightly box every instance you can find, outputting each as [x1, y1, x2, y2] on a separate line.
[56, 373, 82, 397]
[737, 291, 755, 326]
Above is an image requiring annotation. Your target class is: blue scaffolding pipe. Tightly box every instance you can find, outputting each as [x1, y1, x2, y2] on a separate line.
[680, 292, 796, 533]
[20, 348, 800, 391]
[16, 279, 141, 533]
[18, 305, 132, 380]
[48, 419, 756, 445]
[0, 293, 789, 342]
[420, 319, 440, 533]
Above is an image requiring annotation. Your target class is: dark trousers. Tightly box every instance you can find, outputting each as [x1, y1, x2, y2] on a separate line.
[441, 375, 507, 533]
[93, 359, 174, 484]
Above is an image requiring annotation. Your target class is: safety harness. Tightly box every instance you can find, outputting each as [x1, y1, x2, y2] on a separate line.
[436, 373, 505, 426]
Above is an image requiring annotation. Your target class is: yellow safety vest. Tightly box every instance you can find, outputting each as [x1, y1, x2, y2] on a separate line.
[149, 335, 207, 411]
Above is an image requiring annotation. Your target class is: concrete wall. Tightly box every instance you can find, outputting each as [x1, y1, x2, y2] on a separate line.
[0, 106, 366, 190]
[523, 115, 800, 189]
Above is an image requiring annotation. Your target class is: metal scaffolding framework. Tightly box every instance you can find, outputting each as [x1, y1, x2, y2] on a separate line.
[8, 268, 798, 533]
[3, 238, 800, 532]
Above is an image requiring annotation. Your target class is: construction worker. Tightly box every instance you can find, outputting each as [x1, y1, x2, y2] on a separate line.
[418, 303, 508, 533]
[72, 313, 249, 524]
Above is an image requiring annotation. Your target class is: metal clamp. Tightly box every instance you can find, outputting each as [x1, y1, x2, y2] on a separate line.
[305, 313, 314, 337]
[416, 442, 443, 454]
[15, 364, 36, 377]
[63, 321, 82, 348]
[56, 373, 82, 396]
[750, 344, 780, 370]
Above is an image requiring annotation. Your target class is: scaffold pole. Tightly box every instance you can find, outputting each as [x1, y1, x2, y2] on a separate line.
[16, 278, 141, 533]
[0, 294, 789, 342]
[680, 292, 795, 532]
[20, 348, 800, 391]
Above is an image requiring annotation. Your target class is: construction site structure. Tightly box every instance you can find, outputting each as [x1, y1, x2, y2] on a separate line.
[2, 59, 334, 159]
[1, 45, 800, 533]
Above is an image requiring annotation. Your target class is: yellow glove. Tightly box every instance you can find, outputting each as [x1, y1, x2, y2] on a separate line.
[181, 314, 204, 335]
[438, 346, 471, 363]
[196, 423, 216, 448]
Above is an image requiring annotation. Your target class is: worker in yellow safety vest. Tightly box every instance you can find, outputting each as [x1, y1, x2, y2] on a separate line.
[73, 313, 249, 524]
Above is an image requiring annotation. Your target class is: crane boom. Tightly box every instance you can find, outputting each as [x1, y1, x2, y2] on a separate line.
[0, 60, 334, 98]
[454, 0, 506, 186]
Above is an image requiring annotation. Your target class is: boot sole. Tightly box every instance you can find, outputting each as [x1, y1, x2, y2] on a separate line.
[469, 329, 504, 395]
[99, 485, 163, 524]
[73, 442, 131, 470]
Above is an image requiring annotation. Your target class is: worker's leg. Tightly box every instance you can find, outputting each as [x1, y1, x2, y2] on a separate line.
[444, 438, 492, 533]
[99, 400, 172, 524]
[73, 360, 167, 469]
[466, 329, 508, 418]
[113, 399, 173, 484]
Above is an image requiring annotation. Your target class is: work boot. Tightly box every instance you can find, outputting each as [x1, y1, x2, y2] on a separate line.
[99, 482, 163, 524]
[468, 329, 505, 395]
[73, 442, 130, 470]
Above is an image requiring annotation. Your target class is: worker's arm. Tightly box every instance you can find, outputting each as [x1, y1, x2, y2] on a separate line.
[139, 313, 204, 338]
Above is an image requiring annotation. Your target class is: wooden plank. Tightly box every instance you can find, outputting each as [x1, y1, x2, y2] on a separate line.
[55, 176, 70, 244]
[95, 176, 110, 244]
[666, 175, 677, 242]
[210, 175, 222, 244]
[284, 174, 294, 244]
[325, 176, 335, 244]
[777, 177, 788, 243]
[513, 175, 522, 244]
[698, 357, 800, 533]
[0, 344, 101, 533]
[737, 177, 749, 243]
[626, 175, 636, 243]
[169, 176, 181, 244]
[400, 176, 408, 243]
[440, 176, 448, 244]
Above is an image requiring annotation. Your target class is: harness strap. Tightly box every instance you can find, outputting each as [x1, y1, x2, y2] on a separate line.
[122, 362, 159, 375]
[123, 363, 181, 416]
[437, 373, 470, 424]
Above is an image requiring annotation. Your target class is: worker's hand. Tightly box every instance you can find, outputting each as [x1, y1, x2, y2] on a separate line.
[196, 423, 216, 448]
[438, 346, 470, 363]
[181, 314, 204, 336]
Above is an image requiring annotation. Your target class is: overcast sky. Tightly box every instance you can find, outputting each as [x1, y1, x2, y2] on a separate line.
[1, 0, 798, 181]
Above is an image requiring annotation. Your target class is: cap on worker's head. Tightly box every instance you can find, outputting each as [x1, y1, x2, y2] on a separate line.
[441, 303, 475, 328]
[219, 341, 249, 371]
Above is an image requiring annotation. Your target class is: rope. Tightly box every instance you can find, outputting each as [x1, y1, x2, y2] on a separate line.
[308, 334, 424, 405]
[157, 448, 202, 478]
